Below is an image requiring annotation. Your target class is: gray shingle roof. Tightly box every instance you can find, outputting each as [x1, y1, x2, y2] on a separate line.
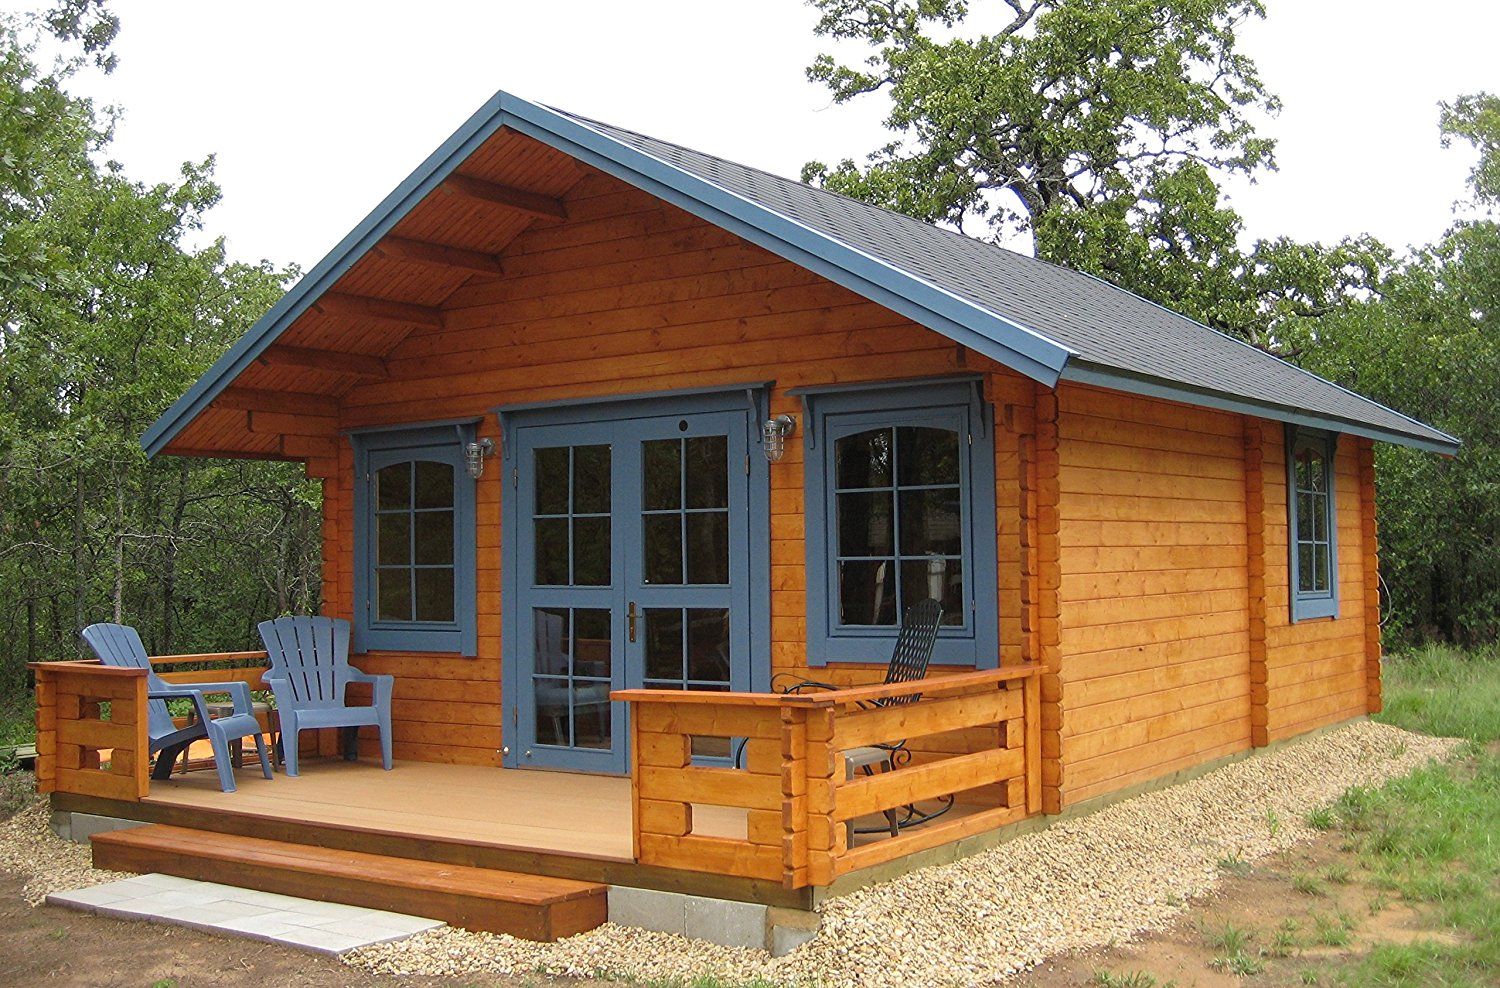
[558, 110, 1457, 452]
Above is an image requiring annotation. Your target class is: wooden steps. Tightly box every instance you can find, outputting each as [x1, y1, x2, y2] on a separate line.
[90, 824, 607, 941]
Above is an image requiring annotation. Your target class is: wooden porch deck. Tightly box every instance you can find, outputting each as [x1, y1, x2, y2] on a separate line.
[142, 758, 748, 862]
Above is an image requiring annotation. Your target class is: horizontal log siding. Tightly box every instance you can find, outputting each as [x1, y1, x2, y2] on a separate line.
[312, 167, 1028, 766]
[1054, 384, 1254, 806]
[1259, 430, 1371, 741]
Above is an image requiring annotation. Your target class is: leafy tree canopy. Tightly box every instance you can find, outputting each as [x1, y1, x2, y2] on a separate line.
[801, 0, 1387, 348]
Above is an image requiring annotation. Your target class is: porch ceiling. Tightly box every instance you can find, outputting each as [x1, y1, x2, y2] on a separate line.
[160, 127, 588, 458]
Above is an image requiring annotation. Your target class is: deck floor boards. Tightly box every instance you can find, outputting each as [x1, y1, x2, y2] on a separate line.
[144, 758, 748, 860]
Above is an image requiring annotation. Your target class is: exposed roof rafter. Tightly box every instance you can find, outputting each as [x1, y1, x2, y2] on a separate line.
[257, 345, 389, 381]
[443, 173, 568, 221]
[373, 236, 504, 275]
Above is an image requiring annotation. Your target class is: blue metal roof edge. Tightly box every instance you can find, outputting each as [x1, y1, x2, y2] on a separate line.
[1062, 361, 1460, 455]
[1064, 266, 1461, 453]
[142, 90, 1072, 457]
[505, 100, 1072, 382]
[141, 91, 519, 456]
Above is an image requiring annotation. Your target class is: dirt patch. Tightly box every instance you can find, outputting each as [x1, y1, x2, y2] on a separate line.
[1040, 832, 1465, 986]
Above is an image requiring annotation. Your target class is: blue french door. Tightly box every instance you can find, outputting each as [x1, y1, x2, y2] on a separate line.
[509, 408, 752, 773]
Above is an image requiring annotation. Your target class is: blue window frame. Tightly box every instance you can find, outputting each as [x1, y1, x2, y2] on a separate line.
[1286, 426, 1340, 622]
[799, 378, 998, 666]
[351, 421, 479, 655]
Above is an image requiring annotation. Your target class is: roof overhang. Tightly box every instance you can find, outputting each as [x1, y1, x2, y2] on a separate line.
[144, 90, 1457, 459]
[1062, 361, 1461, 455]
[143, 91, 1073, 457]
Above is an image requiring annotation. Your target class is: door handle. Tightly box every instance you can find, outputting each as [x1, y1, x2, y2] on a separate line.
[627, 601, 638, 643]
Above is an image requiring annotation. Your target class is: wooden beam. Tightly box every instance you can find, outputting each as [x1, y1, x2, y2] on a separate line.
[313, 292, 443, 329]
[374, 236, 504, 276]
[257, 345, 389, 381]
[443, 174, 567, 221]
[212, 387, 339, 419]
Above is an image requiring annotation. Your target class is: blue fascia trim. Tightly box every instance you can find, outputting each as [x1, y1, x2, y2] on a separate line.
[1286, 425, 1341, 624]
[141, 92, 519, 457]
[494, 98, 1071, 384]
[142, 89, 1068, 458]
[1062, 361, 1460, 455]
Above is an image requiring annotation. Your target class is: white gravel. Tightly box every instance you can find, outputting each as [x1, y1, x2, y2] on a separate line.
[0, 800, 127, 905]
[347, 721, 1461, 987]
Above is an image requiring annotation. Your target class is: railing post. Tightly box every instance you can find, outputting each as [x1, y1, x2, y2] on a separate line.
[33, 667, 57, 795]
[1022, 670, 1042, 814]
[803, 704, 839, 886]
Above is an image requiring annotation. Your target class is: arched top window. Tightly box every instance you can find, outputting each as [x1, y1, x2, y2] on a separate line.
[800, 378, 997, 667]
[352, 422, 479, 654]
[832, 424, 965, 630]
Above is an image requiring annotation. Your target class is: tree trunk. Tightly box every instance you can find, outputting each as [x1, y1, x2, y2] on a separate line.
[72, 459, 87, 649]
[160, 460, 189, 653]
[112, 470, 126, 623]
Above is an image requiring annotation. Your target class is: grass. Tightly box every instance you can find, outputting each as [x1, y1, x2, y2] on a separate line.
[1376, 642, 1500, 743]
[1318, 644, 1500, 984]
[1091, 971, 1174, 988]
[1293, 873, 1326, 897]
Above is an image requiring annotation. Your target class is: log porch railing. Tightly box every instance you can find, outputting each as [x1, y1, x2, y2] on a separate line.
[615, 663, 1041, 888]
[31, 651, 270, 802]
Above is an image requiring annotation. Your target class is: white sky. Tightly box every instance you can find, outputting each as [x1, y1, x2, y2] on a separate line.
[28, 0, 1500, 272]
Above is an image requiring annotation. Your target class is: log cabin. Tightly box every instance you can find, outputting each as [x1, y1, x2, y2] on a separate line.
[34, 91, 1458, 943]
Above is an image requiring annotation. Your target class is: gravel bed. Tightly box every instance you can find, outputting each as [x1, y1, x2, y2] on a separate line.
[348, 721, 1461, 987]
[0, 800, 128, 905]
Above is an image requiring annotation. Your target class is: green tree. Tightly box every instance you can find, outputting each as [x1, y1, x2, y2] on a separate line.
[0, 4, 318, 700]
[1293, 94, 1500, 643]
[801, 0, 1387, 347]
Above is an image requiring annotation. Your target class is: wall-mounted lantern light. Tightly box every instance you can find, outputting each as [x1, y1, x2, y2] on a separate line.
[762, 414, 796, 463]
[465, 438, 495, 479]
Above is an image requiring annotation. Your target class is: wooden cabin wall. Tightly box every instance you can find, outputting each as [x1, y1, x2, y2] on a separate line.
[1256, 431, 1373, 742]
[1052, 384, 1255, 807]
[310, 169, 1031, 767]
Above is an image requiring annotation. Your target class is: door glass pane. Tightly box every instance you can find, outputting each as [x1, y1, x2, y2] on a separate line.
[686, 608, 731, 683]
[836, 428, 892, 489]
[573, 609, 612, 678]
[643, 515, 684, 584]
[573, 445, 611, 513]
[377, 514, 410, 565]
[645, 608, 684, 681]
[839, 559, 896, 626]
[414, 511, 454, 565]
[1312, 494, 1328, 542]
[535, 448, 569, 514]
[643, 439, 681, 510]
[686, 513, 729, 584]
[572, 516, 611, 586]
[376, 463, 411, 511]
[685, 436, 728, 508]
[533, 609, 571, 675]
[898, 427, 961, 486]
[534, 518, 569, 585]
[414, 461, 454, 509]
[533, 677, 569, 746]
[376, 568, 412, 621]
[572, 682, 611, 749]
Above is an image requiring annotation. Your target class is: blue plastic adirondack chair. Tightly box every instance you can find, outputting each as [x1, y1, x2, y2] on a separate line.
[81, 623, 273, 793]
[256, 616, 393, 776]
